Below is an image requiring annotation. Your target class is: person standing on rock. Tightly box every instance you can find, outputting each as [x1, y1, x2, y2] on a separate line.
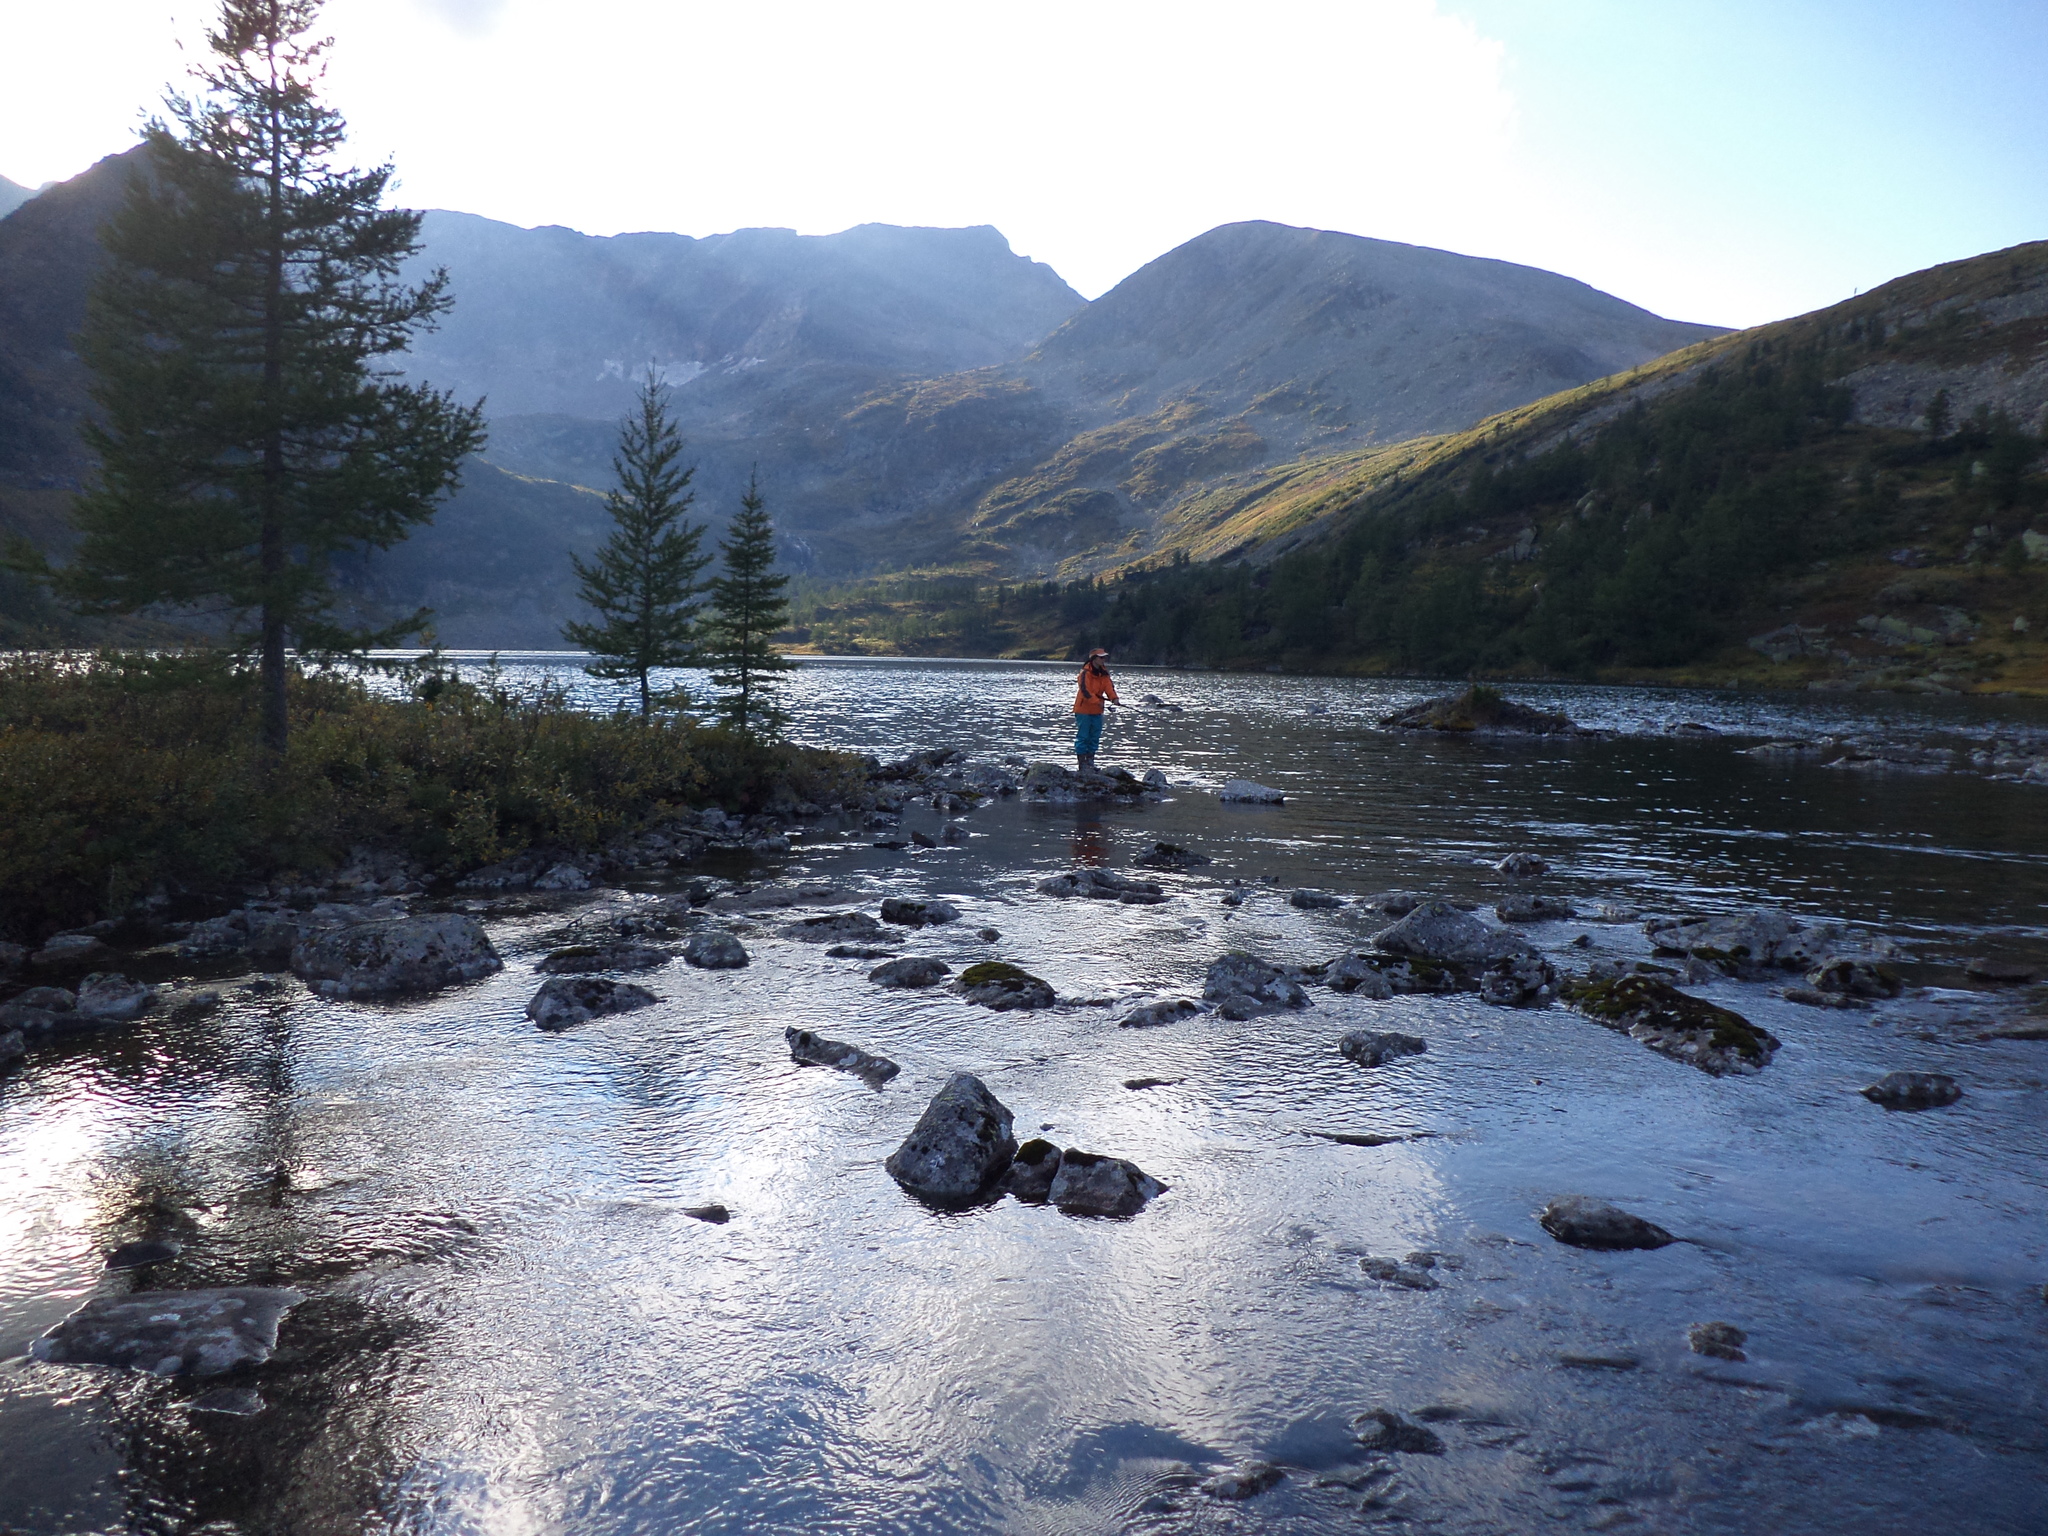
[1072, 647, 1120, 771]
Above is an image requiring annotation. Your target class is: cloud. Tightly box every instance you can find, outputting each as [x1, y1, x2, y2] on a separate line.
[413, 0, 508, 36]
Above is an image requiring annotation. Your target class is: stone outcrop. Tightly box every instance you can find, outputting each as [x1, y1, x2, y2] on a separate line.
[1202, 954, 1311, 1018]
[537, 942, 671, 974]
[868, 957, 952, 989]
[1118, 998, 1202, 1028]
[788, 911, 888, 943]
[1339, 1030, 1426, 1067]
[1383, 686, 1575, 735]
[1035, 868, 1166, 904]
[880, 897, 960, 927]
[1861, 1071, 1961, 1109]
[683, 930, 749, 969]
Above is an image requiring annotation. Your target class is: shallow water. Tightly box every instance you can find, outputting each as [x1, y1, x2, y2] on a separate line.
[4, 661, 2046, 1535]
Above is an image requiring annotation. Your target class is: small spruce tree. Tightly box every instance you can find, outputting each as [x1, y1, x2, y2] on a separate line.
[562, 375, 710, 717]
[1923, 388, 1953, 439]
[700, 471, 795, 738]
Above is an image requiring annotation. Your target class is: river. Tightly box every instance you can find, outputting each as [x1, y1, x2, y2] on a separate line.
[3, 659, 2045, 1534]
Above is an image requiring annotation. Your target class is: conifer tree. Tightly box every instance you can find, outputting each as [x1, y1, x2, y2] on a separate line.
[700, 471, 795, 738]
[55, 0, 484, 754]
[562, 375, 710, 717]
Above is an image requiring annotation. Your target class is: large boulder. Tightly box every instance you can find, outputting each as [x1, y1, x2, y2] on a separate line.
[1047, 1149, 1167, 1216]
[954, 962, 1056, 1010]
[1036, 868, 1166, 904]
[683, 930, 749, 969]
[290, 913, 502, 999]
[1643, 909, 1873, 977]
[1202, 954, 1312, 1018]
[884, 1074, 1017, 1202]
[31, 1287, 304, 1376]
[868, 957, 951, 989]
[526, 976, 658, 1031]
[880, 897, 961, 927]
[785, 1026, 900, 1086]
[1564, 974, 1779, 1075]
[1539, 1195, 1675, 1250]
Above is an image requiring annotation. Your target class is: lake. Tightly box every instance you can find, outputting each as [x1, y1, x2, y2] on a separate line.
[2, 658, 2045, 1534]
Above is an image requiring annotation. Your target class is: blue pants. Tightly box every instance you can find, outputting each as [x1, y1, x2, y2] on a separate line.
[1073, 712, 1105, 755]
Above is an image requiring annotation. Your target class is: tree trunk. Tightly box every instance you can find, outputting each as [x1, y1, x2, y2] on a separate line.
[258, 63, 288, 757]
[638, 670, 651, 720]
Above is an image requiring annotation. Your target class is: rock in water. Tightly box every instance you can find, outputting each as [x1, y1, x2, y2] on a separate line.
[1360, 1256, 1440, 1290]
[1495, 894, 1575, 923]
[1035, 868, 1166, 904]
[1118, 998, 1202, 1028]
[1689, 1321, 1748, 1360]
[880, 897, 961, 927]
[868, 957, 951, 989]
[788, 911, 888, 943]
[185, 1387, 266, 1416]
[1642, 909, 1853, 976]
[1133, 841, 1211, 870]
[1373, 900, 1534, 965]
[1047, 1149, 1167, 1216]
[1861, 1071, 1961, 1110]
[1323, 954, 1395, 999]
[105, 1239, 183, 1270]
[1539, 1195, 1676, 1250]
[1219, 778, 1285, 803]
[290, 914, 502, 999]
[999, 1138, 1062, 1201]
[1340, 1030, 1427, 1068]
[1495, 851, 1550, 877]
[1202, 1461, 1283, 1500]
[954, 962, 1056, 1010]
[537, 943, 671, 974]
[0, 1028, 23, 1067]
[885, 1074, 1017, 1202]
[32, 1287, 304, 1377]
[1806, 956, 1901, 998]
[1290, 889, 1343, 909]
[74, 973, 154, 1021]
[1202, 953, 1311, 1017]
[1564, 974, 1779, 1075]
[1353, 1409, 1446, 1454]
[1382, 685, 1573, 735]
[785, 1026, 901, 1086]
[684, 930, 749, 969]
[30, 932, 114, 970]
[683, 1204, 729, 1223]
[527, 976, 658, 1031]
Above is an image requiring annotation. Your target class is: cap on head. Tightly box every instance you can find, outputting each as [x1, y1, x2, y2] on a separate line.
[1088, 647, 1110, 659]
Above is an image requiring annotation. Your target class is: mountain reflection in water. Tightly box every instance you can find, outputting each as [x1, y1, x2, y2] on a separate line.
[2, 660, 2044, 1535]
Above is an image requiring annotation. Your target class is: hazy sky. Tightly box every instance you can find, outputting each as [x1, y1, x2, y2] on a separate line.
[5, 0, 2044, 327]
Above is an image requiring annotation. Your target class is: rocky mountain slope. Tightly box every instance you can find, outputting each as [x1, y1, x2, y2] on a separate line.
[0, 176, 37, 220]
[869, 239, 2046, 690]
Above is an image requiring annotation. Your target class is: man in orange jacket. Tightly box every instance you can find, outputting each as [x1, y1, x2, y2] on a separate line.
[1072, 647, 1119, 771]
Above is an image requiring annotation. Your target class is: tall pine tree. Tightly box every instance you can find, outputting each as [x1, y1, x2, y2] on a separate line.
[562, 374, 710, 717]
[700, 471, 795, 739]
[55, 0, 484, 753]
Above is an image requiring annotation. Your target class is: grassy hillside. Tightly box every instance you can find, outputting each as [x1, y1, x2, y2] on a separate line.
[784, 241, 2048, 693]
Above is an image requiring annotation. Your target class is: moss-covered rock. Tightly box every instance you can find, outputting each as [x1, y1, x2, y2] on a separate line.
[955, 961, 1056, 1010]
[1564, 973, 1779, 1075]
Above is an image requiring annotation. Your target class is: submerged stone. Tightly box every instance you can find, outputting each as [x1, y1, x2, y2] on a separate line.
[1339, 1030, 1427, 1068]
[1361, 1256, 1440, 1290]
[1118, 997, 1202, 1028]
[1861, 1071, 1961, 1110]
[1495, 894, 1575, 923]
[1689, 1321, 1749, 1361]
[788, 911, 888, 943]
[1133, 841, 1211, 870]
[106, 1240, 183, 1270]
[1353, 1408, 1447, 1454]
[868, 957, 951, 989]
[880, 897, 961, 927]
[537, 942, 671, 974]
[885, 1073, 1017, 1203]
[1202, 1461, 1283, 1500]
[785, 1026, 900, 1086]
[32, 1287, 304, 1377]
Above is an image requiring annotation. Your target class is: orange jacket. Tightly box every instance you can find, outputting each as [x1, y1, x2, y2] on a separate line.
[1073, 661, 1119, 714]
